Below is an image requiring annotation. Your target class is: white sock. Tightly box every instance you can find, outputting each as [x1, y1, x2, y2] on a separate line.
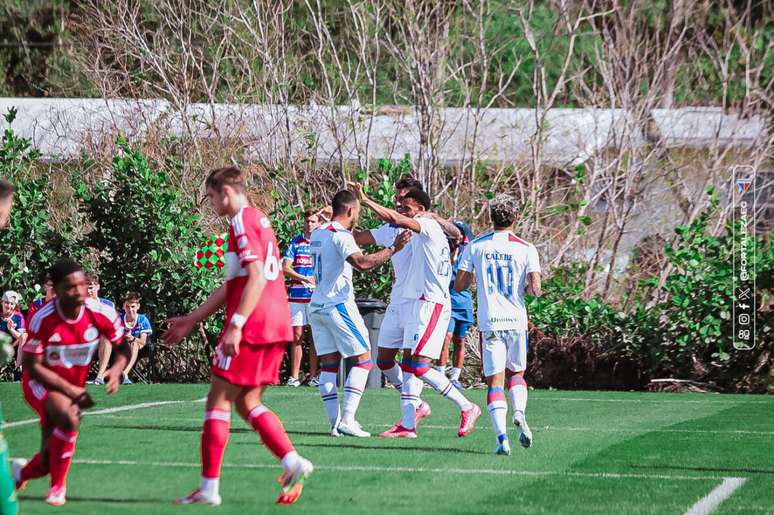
[487, 387, 508, 443]
[342, 361, 371, 423]
[281, 450, 300, 473]
[450, 367, 462, 381]
[417, 365, 472, 411]
[380, 362, 403, 390]
[319, 369, 340, 427]
[508, 376, 528, 415]
[199, 477, 219, 496]
[400, 373, 422, 430]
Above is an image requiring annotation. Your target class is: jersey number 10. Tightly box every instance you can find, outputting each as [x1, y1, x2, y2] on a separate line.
[486, 260, 514, 297]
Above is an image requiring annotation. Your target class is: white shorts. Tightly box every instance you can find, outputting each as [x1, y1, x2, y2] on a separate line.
[481, 329, 528, 376]
[309, 301, 371, 359]
[377, 300, 410, 349]
[403, 299, 451, 360]
[289, 301, 310, 327]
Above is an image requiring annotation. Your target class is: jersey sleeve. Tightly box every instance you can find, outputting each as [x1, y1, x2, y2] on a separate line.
[282, 238, 297, 262]
[97, 305, 125, 344]
[526, 245, 541, 274]
[138, 315, 153, 334]
[457, 244, 474, 273]
[232, 210, 264, 266]
[334, 231, 361, 260]
[416, 217, 438, 239]
[369, 224, 395, 248]
[22, 312, 45, 354]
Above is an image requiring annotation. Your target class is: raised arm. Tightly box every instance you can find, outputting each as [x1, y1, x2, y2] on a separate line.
[346, 230, 411, 271]
[348, 182, 421, 233]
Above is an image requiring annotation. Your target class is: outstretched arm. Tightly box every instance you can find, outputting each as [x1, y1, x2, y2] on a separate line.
[347, 230, 411, 271]
[348, 182, 421, 233]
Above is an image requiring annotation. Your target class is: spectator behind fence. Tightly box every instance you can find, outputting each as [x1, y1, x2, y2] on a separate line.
[88, 273, 116, 385]
[1, 290, 26, 380]
[118, 292, 152, 385]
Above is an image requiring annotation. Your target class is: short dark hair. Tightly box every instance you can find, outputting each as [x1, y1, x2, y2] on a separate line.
[85, 272, 100, 285]
[331, 190, 358, 216]
[304, 208, 319, 219]
[50, 259, 83, 287]
[0, 179, 16, 200]
[205, 166, 246, 194]
[123, 291, 142, 304]
[489, 194, 518, 228]
[402, 187, 431, 211]
[395, 175, 422, 191]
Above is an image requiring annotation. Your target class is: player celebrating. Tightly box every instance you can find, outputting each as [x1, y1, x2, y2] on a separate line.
[163, 167, 313, 506]
[309, 190, 409, 437]
[13, 259, 128, 506]
[455, 194, 541, 455]
[353, 183, 481, 439]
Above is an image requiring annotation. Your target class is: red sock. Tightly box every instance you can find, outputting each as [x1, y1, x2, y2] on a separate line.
[248, 405, 294, 460]
[49, 428, 78, 490]
[201, 409, 231, 479]
[20, 452, 48, 483]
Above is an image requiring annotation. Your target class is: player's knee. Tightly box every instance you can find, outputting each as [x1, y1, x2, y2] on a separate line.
[376, 358, 395, 371]
[413, 360, 431, 377]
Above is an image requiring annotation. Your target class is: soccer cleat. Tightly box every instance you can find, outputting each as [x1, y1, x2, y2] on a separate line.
[46, 486, 66, 506]
[276, 457, 314, 505]
[122, 374, 133, 385]
[308, 376, 320, 387]
[175, 488, 222, 506]
[330, 425, 341, 437]
[458, 404, 482, 437]
[495, 439, 512, 456]
[378, 424, 417, 439]
[337, 419, 371, 437]
[92, 376, 105, 385]
[415, 400, 432, 426]
[286, 376, 301, 387]
[450, 379, 464, 391]
[513, 412, 533, 448]
[12, 458, 27, 490]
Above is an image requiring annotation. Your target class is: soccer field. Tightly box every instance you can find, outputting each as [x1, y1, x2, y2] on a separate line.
[2, 384, 772, 515]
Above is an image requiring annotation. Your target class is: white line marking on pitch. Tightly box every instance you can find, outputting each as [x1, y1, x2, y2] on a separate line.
[3, 398, 206, 429]
[72, 458, 732, 482]
[684, 477, 746, 515]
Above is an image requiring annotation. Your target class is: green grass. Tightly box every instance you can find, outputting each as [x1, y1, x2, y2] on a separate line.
[2, 384, 773, 514]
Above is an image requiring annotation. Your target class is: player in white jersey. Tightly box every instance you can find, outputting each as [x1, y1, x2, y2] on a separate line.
[455, 194, 541, 455]
[353, 177, 461, 430]
[352, 183, 481, 439]
[309, 190, 410, 438]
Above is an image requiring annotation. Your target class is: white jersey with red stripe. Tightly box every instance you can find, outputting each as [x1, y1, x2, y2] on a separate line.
[457, 230, 541, 332]
[22, 297, 124, 386]
[401, 216, 451, 305]
[369, 223, 413, 303]
[309, 221, 361, 307]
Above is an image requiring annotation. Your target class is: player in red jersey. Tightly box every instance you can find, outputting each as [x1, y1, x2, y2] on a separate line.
[12, 259, 128, 507]
[163, 166, 313, 507]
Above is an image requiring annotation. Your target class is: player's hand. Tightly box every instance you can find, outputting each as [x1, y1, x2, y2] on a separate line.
[162, 315, 195, 346]
[67, 384, 87, 402]
[104, 366, 123, 394]
[303, 276, 316, 287]
[221, 326, 241, 357]
[316, 206, 333, 221]
[393, 230, 412, 252]
[346, 181, 367, 201]
[6, 317, 15, 330]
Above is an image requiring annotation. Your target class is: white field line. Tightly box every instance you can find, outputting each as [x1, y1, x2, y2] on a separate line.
[72, 458, 734, 482]
[3, 398, 205, 429]
[89, 414, 774, 436]
[684, 477, 746, 515]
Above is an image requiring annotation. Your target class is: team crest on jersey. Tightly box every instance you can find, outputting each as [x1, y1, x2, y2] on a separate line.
[413, 333, 419, 342]
[237, 235, 249, 249]
[260, 217, 270, 228]
[84, 326, 99, 342]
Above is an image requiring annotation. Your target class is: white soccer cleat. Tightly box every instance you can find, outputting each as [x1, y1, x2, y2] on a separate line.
[495, 438, 512, 456]
[175, 488, 222, 506]
[337, 419, 371, 437]
[12, 458, 27, 489]
[277, 456, 313, 505]
[330, 425, 342, 437]
[286, 377, 301, 387]
[46, 486, 66, 506]
[513, 411, 533, 448]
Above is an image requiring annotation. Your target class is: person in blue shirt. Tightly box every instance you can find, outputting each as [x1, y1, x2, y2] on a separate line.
[439, 221, 475, 390]
[118, 292, 153, 385]
[88, 272, 118, 385]
[282, 208, 324, 387]
[0, 290, 26, 380]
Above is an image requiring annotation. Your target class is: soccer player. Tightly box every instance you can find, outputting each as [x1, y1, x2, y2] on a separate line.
[309, 190, 410, 438]
[455, 194, 541, 455]
[12, 259, 128, 506]
[439, 221, 475, 390]
[353, 183, 481, 438]
[163, 166, 313, 506]
[282, 209, 321, 387]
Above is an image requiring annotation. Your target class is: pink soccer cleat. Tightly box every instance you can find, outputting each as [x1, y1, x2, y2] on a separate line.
[379, 424, 417, 439]
[175, 488, 222, 506]
[458, 404, 482, 437]
[414, 400, 432, 426]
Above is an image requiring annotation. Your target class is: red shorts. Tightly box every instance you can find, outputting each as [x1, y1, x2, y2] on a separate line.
[22, 377, 49, 425]
[211, 341, 286, 387]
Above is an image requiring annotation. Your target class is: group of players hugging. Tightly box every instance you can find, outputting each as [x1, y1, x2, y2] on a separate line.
[4, 166, 540, 508]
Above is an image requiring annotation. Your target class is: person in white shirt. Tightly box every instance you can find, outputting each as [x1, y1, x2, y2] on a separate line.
[352, 183, 481, 439]
[309, 190, 410, 438]
[455, 194, 541, 455]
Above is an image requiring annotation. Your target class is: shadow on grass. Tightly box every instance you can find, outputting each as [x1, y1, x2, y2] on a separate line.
[629, 464, 774, 476]
[19, 494, 171, 504]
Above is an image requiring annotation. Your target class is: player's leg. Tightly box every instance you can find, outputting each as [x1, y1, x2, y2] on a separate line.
[438, 329, 452, 373]
[307, 325, 319, 386]
[120, 341, 140, 384]
[310, 306, 343, 434]
[375, 302, 407, 390]
[287, 325, 304, 387]
[92, 338, 111, 384]
[482, 331, 510, 454]
[43, 391, 82, 506]
[16, 380, 52, 488]
[235, 386, 314, 505]
[505, 330, 532, 448]
[449, 323, 469, 388]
